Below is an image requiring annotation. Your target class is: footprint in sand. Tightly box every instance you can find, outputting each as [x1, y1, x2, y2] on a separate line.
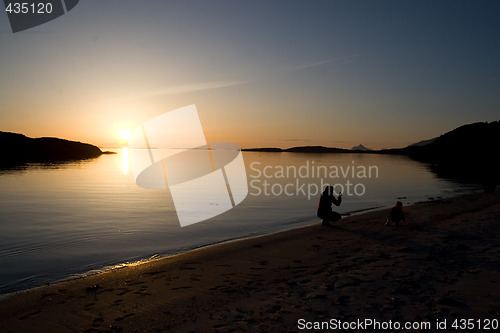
[41, 292, 58, 299]
[435, 297, 467, 307]
[171, 286, 192, 291]
[116, 288, 132, 296]
[128, 284, 149, 296]
[19, 310, 41, 320]
[308, 244, 322, 251]
[124, 280, 144, 286]
[338, 295, 351, 305]
[92, 317, 104, 326]
[84, 302, 95, 310]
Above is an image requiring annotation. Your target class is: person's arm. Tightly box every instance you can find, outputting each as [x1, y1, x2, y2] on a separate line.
[333, 193, 342, 206]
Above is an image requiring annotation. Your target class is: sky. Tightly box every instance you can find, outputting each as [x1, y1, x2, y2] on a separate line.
[1, 0, 499, 149]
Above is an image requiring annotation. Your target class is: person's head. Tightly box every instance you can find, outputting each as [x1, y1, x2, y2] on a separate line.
[396, 201, 403, 208]
[324, 186, 335, 196]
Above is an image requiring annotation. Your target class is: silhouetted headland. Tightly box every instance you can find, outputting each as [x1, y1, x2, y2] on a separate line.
[403, 121, 500, 189]
[402, 121, 500, 163]
[0, 131, 103, 166]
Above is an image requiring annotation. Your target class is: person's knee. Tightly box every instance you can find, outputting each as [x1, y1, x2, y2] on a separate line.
[330, 213, 341, 222]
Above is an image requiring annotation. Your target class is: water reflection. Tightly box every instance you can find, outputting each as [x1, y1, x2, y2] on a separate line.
[0, 150, 481, 295]
[121, 147, 129, 175]
[0, 158, 99, 173]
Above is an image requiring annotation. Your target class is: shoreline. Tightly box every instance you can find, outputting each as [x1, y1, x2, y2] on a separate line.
[0, 200, 425, 298]
[1, 191, 498, 332]
[0, 201, 393, 297]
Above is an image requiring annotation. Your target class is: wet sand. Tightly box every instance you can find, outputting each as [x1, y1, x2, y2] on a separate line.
[1, 191, 499, 332]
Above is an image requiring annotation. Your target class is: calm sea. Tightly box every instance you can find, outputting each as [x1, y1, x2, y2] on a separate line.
[0, 150, 478, 294]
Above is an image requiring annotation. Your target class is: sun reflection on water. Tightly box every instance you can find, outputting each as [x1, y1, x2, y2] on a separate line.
[121, 147, 129, 175]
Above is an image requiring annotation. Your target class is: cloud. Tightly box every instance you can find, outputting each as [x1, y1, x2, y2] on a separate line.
[144, 80, 247, 97]
[288, 53, 367, 72]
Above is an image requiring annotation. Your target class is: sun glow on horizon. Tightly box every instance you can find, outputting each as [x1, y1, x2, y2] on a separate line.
[119, 129, 131, 143]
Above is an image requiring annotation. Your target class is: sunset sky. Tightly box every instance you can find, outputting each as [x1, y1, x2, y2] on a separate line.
[1, 0, 499, 149]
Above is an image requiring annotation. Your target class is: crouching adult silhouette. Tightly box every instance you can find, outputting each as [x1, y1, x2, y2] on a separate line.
[317, 186, 342, 226]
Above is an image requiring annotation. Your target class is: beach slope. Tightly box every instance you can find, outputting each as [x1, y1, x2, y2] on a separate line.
[0, 192, 499, 332]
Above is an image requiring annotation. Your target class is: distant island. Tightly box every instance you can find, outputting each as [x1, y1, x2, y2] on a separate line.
[351, 144, 372, 151]
[0, 131, 104, 166]
[243, 121, 500, 189]
[243, 121, 499, 158]
[244, 146, 350, 153]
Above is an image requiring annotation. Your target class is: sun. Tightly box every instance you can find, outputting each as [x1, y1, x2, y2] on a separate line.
[119, 129, 131, 142]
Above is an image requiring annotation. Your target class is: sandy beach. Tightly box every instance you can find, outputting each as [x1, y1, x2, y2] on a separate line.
[0, 191, 498, 332]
